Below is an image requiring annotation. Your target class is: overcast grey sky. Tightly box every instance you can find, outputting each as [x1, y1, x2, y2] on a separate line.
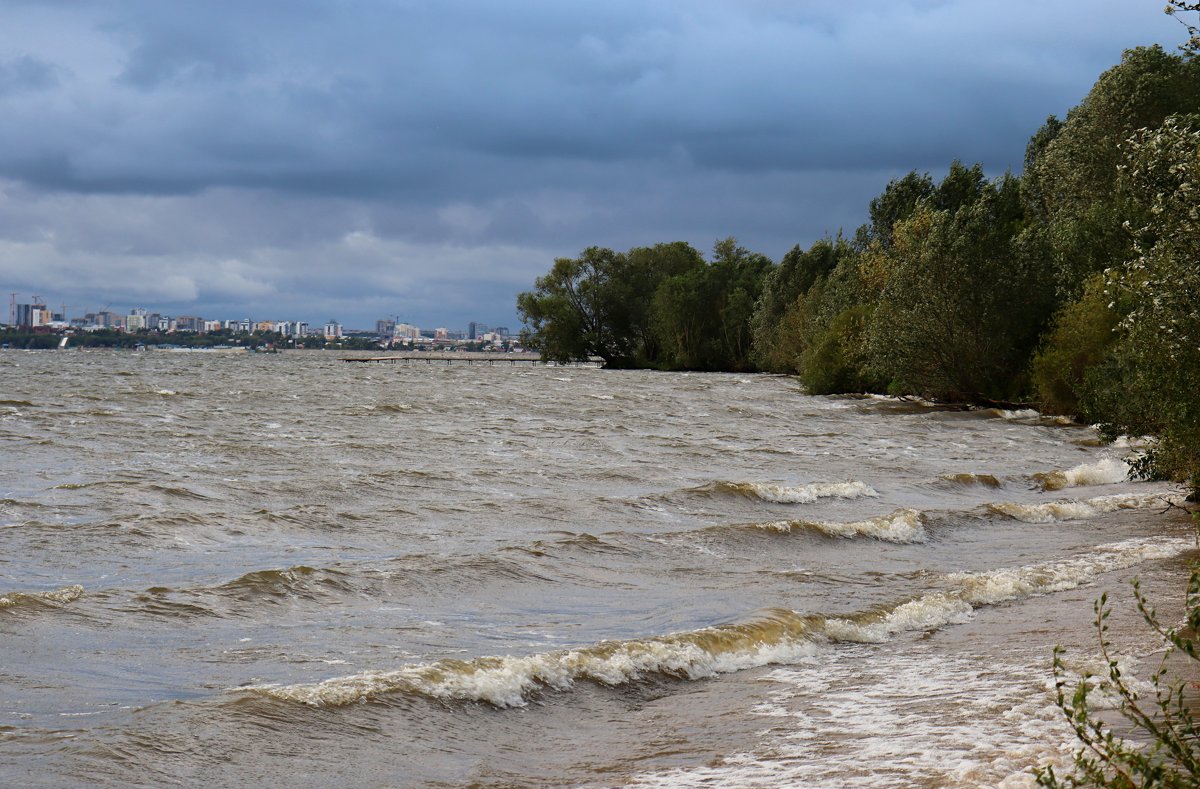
[0, 1, 1189, 329]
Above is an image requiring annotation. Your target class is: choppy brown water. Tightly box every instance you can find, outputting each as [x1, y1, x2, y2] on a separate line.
[0, 349, 1193, 787]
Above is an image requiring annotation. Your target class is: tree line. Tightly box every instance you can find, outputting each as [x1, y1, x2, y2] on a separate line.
[517, 44, 1200, 494]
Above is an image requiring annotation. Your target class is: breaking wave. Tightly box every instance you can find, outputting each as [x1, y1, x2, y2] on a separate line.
[0, 584, 85, 611]
[987, 492, 1181, 523]
[824, 535, 1191, 643]
[938, 473, 1002, 488]
[246, 537, 1189, 708]
[699, 480, 877, 504]
[245, 608, 823, 708]
[1033, 457, 1130, 491]
[747, 508, 926, 543]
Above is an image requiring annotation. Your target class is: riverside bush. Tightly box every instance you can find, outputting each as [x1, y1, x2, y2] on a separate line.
[1030, 274, 1120, 418]
[1036, 513, 1200, 786]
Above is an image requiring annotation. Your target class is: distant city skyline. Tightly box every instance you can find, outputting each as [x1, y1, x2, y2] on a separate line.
[0, 1, 1190, 327]
[4, 292, 506, 335]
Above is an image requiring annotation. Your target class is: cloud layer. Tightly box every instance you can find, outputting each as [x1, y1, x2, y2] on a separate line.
[0, 0, 1185, 328]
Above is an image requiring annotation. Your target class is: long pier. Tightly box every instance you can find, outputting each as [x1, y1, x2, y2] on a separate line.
[341, 351, 590, 366]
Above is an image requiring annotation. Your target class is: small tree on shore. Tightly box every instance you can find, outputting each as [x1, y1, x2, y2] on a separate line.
[1035, 513, 1200, 786]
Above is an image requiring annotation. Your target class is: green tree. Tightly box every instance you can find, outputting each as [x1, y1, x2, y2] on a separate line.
[518, 243, 706, 368]
[517, 247, 634, 367]
[1083, 117, 1200, 494]
[750, 237, 849, 372]
[854, 170, 935, 250]
[1021, 46, 1200, 300]
[651, 238, 774, 371]
[867, 173, 1052, 401]
[1166, 1, 1200, 54]
[622, 241, 706, 366]
[1029, 273, 1120, 418]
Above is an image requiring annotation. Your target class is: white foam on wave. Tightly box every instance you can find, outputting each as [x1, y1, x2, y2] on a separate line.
[247, 537, 1191, 711]
[753, 509, 926, 544]
[998, 408, 1041, 420]
[994, 407, 1076, 426]
[824, 592, 974, 643]
[0, 584, 85, 609]
[824, 536, 1190, 643]
[247, 611, 822, 708]
[988, 492, 1182, 523]
[1035, 457, 1130, 490]
[628, 648, 1078, 788]
[953, 536, 1190, 606]
[630, 537, 1194, 788]
[718, 480, 878, 504]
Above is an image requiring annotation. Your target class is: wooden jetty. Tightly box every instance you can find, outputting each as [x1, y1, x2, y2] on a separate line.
[341, 351, 589, 366]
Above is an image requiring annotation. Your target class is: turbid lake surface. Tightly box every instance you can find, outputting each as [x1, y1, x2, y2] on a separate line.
[1, 350, 1193, 787]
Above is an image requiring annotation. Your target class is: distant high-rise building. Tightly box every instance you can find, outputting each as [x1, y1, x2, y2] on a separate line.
[15, 302, 50, 329]
[176, 315, 204, 332]
[323, 320, 343, 339]
[376, 319, 396, 338]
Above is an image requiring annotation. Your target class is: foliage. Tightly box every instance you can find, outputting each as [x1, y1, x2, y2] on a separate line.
[1166, 1, 1200, 54]
[512, 16, 1200, 496]
[1035, 513, 1200, 787]
[1030, 274, 1121, 417]
[1020, 45, 1200, 300]
[624, 242, 708, 366]
[516, 246, 633, 366]
[854, 170, 936, 250]
[0, 330, 63, 349]
[517, 239, 767, 370]
[750, 237, 848, 372]
[1082, 117, 1200, 494]
[866, 173, 1053, 401]
[651, 238, 774, 371]
[798, 302, 877, 395]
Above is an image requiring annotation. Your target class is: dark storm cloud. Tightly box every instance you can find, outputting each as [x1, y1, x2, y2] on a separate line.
[0, 0, 1189, 327]
[3, 0, 1169, 195]
[0, 55, 60, 94]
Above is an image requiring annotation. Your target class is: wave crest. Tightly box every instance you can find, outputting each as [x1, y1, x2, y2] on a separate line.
[749, 509, 926, 543]
[987, 493, 1180, 523]
[0, 584, 85, 611]
[1034, 458, 1130, 491]
[246, 609, 822, 708]
[243, 537, 1190, 709]
[216, 566, 354, 600]
[702, 480, 878, 504]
